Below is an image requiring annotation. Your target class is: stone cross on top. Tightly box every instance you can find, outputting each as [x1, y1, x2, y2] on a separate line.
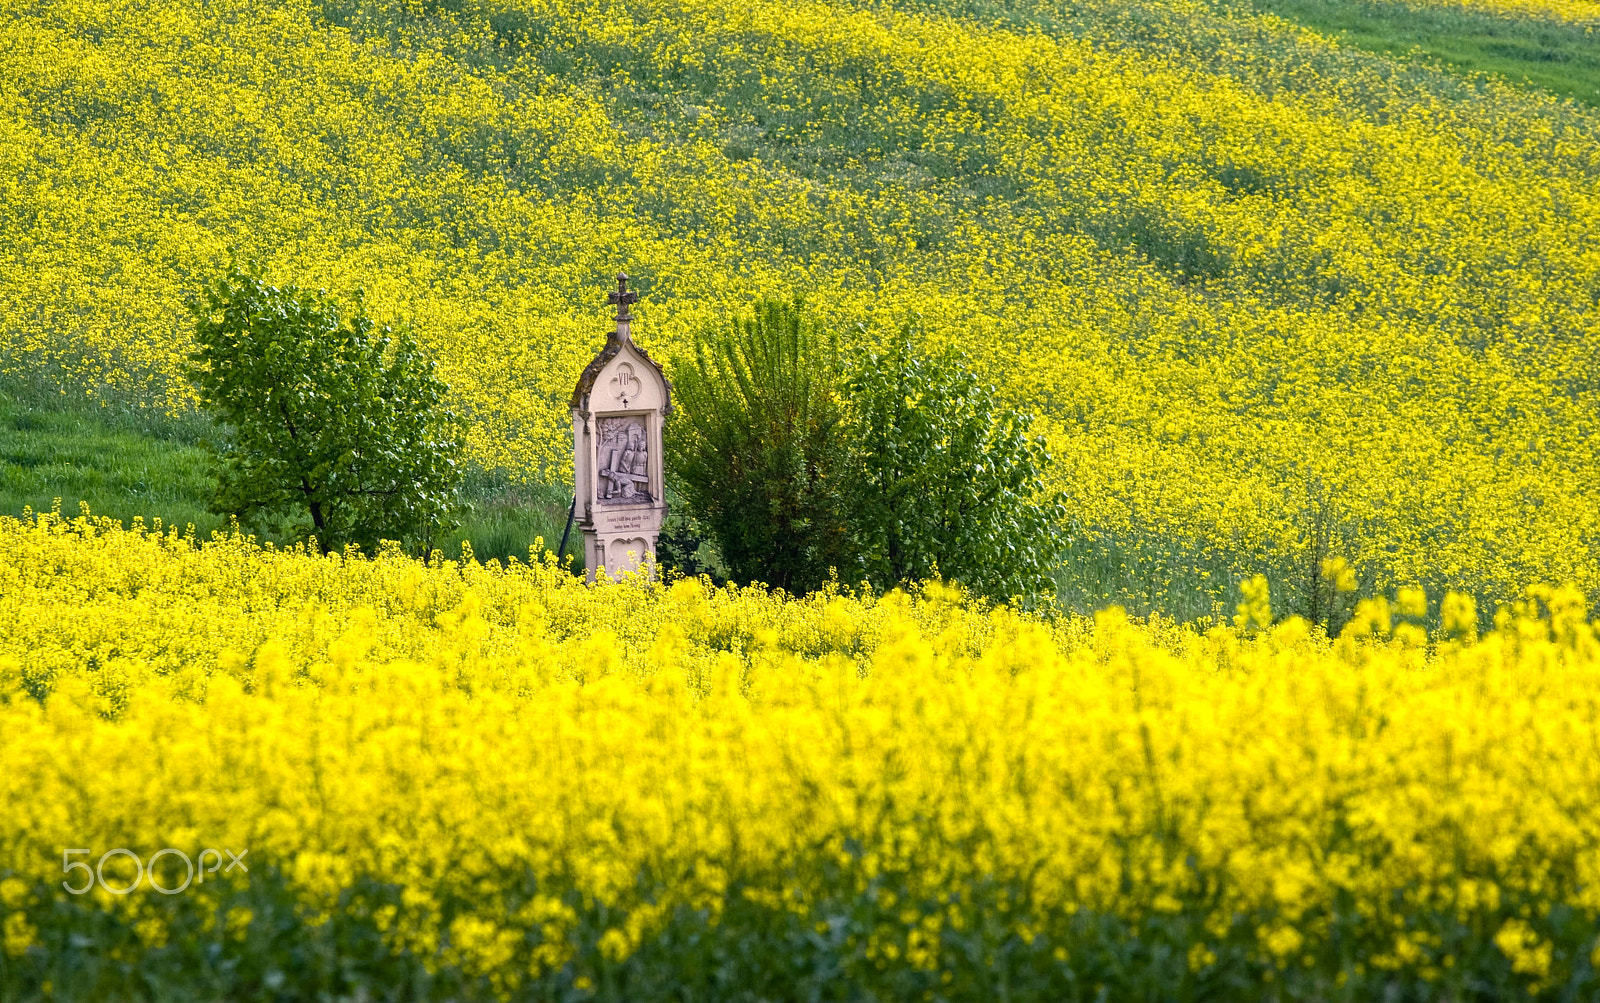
[608, 273, 639, 325]
[570, 272, 671, 581]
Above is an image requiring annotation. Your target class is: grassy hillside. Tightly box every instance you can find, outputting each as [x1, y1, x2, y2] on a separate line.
[0, 393, 219, 536]
[0, 383, 575, 566]
[3, 0, 1598, 618]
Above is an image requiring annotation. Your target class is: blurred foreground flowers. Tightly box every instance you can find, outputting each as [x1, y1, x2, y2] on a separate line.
[1, 509, 1598, 1000]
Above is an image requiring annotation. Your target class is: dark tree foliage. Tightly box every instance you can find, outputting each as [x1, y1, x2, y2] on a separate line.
[186, 264, 464, 554]
[666, 299, 850, 595]
[843, 327, 1065, 601]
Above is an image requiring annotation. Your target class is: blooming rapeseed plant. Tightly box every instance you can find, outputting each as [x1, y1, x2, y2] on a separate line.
[0, 509, 1597, 999]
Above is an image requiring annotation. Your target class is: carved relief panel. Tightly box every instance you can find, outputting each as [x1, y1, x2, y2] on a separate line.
[595, 415, 651, 505]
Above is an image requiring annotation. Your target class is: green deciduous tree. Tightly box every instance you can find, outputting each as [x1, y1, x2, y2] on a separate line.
[186, 265, 463, 554]
[666, 299, 850, 595]
[843, 327, 1064, 601]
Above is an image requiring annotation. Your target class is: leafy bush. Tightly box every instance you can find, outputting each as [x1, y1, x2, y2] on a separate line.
[666, 299, 849, 594]
[186, 265, 464, 554]
[669, 305, 1061, 600]
[843, 328, 1065, 601]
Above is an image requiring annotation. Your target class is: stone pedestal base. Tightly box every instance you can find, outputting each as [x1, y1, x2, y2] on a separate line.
[584, 529, 658, 581]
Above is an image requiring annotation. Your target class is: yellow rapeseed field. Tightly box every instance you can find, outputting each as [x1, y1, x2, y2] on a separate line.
[5, 0, 1600, 994]
[1, 510, 1598, 999]
[2, 0, 1598, 617]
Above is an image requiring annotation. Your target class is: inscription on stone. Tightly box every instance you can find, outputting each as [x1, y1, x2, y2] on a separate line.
[597, 510, 652, 534]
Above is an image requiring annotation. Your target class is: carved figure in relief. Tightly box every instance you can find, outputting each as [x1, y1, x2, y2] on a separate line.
[598, 417, 650, 503]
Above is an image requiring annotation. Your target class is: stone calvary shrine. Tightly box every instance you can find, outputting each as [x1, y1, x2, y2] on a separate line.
[569, 274, 671, 580]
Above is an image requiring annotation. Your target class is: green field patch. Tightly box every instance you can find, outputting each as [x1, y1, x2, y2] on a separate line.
[0, 395, 221, 537]
[1253, 0, 1600, 105]
[0, 389, 575, 567]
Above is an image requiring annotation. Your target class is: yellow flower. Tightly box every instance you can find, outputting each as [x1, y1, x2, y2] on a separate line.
[1495, 919, 1552, 978]
[3, 912, 38, 957]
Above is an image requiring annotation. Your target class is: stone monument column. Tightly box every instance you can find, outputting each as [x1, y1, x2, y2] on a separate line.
[570, 274, 671, 581]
